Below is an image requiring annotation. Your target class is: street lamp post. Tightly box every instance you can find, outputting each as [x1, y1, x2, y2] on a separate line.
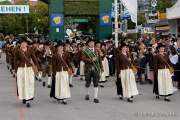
[25, 0, 29, 34]
[114, 0, 119, 48]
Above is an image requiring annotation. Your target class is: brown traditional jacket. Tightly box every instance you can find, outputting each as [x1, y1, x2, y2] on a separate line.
[153, 53, 172, 71]
[116, 52, 133, 75]
[9, 46, 15, 68]
[14, 47, 39, 71]
[35, 49, 45, 70]
[43, 46, 53, 65]
[35, 49, 45, 63]
[52, 52, 72, 74]
[5, 44, 11, 64]
[101, 49, 107, 60]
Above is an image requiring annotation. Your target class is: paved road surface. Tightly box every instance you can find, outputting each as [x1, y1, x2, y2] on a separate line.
[0, 53, 179, 120]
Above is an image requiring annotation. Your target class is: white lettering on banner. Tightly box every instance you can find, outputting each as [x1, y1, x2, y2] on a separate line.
[0, 5, 29, 14]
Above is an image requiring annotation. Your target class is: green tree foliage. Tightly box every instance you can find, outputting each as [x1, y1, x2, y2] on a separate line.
[64, 1, 98, 15]
[157, 0, 174, 12]
[0, 0, 48, 35]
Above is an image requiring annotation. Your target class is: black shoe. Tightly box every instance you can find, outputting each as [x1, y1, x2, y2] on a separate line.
[127, 98, 133, 103]
[22, 100, 26, 104]
[43, 82, 46, 87]
[39, 79, 42, 82]
[62, 100, 67, 105]
[69, 84, 73, 88]
[147, 79, 153, 84]
[26, 103, 31, 108]
[47, 85, 51, 88]
[10, 70, 13, 74]
[140, 81, 146, 85]
[94, 98, 100, 103]
[80, 78, 83, 81]
[99, 85, 104, 88]
[85, 95, 90, 101]
[74, 75, 78, 77]
[119, 96, 123, 100]
[164, 98, 171, 102]
[149, 81, 153, 84]
[156, 95, 160, 99]
[149, 80, 153, 85]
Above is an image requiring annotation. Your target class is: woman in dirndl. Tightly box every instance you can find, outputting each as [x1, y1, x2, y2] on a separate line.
[153, 43, 174, 102]
[50, 43, 72, 105]
[14, 39, 39, 108]
[116, 43, 139, 103]
[99, 43, 109, 87]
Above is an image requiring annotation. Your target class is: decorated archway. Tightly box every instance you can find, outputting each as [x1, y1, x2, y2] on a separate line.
[42, 0, 112, 41]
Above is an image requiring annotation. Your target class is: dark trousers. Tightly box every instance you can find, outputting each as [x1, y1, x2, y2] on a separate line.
[108, 58, 115, 76]
[85, 65, 100, 87]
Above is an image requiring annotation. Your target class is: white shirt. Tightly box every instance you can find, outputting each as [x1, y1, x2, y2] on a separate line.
[89, 48, 95, 52]
[169, 54, 179, 64]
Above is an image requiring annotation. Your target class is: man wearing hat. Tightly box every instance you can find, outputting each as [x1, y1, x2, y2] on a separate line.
[35, 42, 45, 84]
[81, 39, 103, 103]
[40, 42, 53, 88]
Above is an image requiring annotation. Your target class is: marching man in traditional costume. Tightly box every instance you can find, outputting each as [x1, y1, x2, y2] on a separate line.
[50, 43, 72, 105]
[42, 42, 53, 88]
[35, 42, 44, 84]
[81, 39, 103, 103]
[116, 43, 139, 103]
[79, 44, 86, 80]
[153, 43, 174, 102]
[64, 42, 74, 87]
[14, 39, 39, 108]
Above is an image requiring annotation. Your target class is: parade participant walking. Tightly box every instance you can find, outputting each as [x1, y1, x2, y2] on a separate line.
[146, 47, 154, 84]
[79, 44, 86, 80]
[14, 39, 39, 108]
[50, 43, 72, 104]
[107, 41, 115, 76]
[136, 46, 147, 84]
[35, 42, 44, 83]
[64, 42, 74, 87]
[97, 42, 109, 87]
[153, 43, 174, 102]
[94, 42, 105, 87]
[42, 42, 53, 88]
[5, 42, 11, 69]
[0, 37, 4, 64]
[71, 42, 79, 77]
[101, 43, 109, 78]
[81, 39, 103, 103]
[116, 43, 139, 103]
